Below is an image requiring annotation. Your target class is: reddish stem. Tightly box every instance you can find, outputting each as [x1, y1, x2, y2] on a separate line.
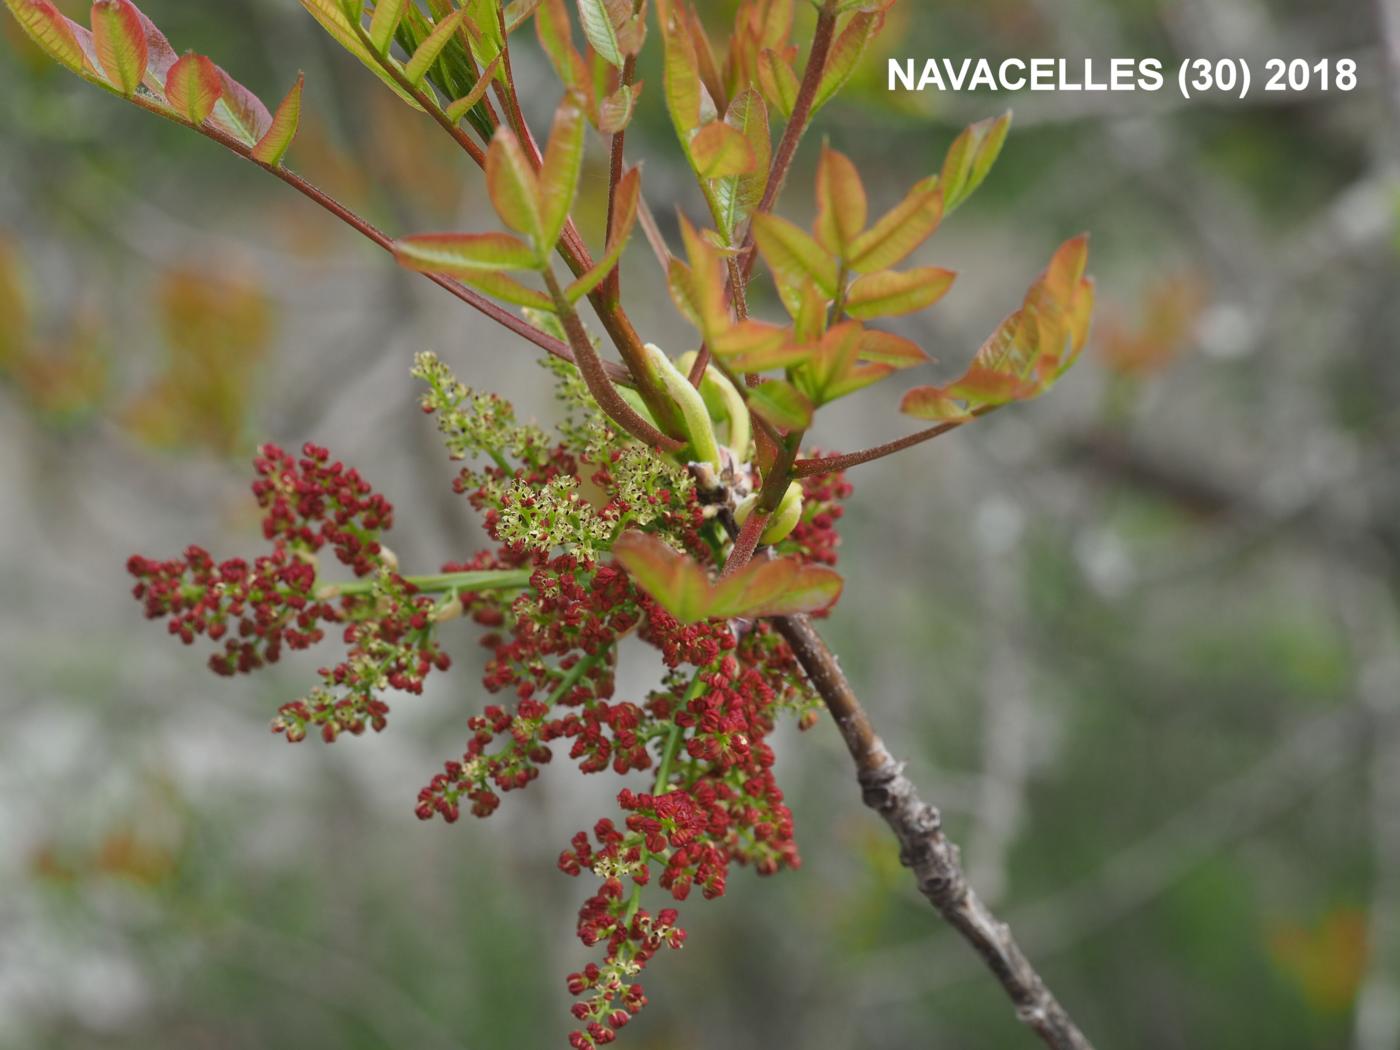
[739, 0, 839, 282]
[686, 344, 712, 388]
[126, 97, 587, 370]
[544, 270, 684, 453]
[721, 510, 768, 578]
[637, 192, 674, 272]
[723, 431, 801, 575]
[492, 5, 540, 166]
[792, 408, 998, 477]
[361, 13, 681, 437]
[602, 52, 639, 306]
[726, 256, 750, 321]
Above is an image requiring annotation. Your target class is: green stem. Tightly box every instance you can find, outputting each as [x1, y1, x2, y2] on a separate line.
[321, 568, 533, 598]
[623, 881, 645, 923]
[623, 669, 709, 923]
[653, 668, 708, 793]
[653, 723, 683, 794]
[547, 648, 607, 708]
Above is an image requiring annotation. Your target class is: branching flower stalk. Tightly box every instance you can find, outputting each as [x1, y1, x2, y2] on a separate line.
[8, 0, 1097, 1046]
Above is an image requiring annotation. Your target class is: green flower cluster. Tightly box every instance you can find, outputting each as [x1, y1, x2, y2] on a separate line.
[413, 351, 550, 470]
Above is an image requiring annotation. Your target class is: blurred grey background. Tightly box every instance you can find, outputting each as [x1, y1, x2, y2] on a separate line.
[2, 0, 1399, 1047]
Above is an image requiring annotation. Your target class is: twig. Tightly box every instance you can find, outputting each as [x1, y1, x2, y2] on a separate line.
[774, 613, 1096, 1050]
[353, 12, 684, 436]
[721, 509, 768, 578]
[636, 191, 674, 272]
[543, 269, 684, 452]
[603, 42, 641, 305]
[738, 0, 840, 281]
[792, 408, 996, 477]
[859, 705, 1381, 1007]
[124, 94, 583, 368]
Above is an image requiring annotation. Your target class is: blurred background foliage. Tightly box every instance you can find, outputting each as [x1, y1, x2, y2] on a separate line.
[2, 0, 1399, 1047]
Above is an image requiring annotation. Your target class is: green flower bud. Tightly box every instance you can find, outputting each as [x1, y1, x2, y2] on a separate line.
[645, 343, 721, 468]
[677, 351, 751, 461]
[734, 481, 805, 545]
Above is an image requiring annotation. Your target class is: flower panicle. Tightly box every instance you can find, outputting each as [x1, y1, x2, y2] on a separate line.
[127, 361, 846, 1045]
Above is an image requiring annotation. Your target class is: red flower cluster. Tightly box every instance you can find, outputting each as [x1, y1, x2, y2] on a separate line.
[128, 544, 328, 675]
[414, 553, 642, 821]
[403, 435, 844, 1045]
[129, 442, 450, 737]
[253, 442, 394, 573]
[272, 572, 451, 743]
[790, 465, 854, 568]
[564, 880, 684, 1048]
[128, 407, 849, 1047]
[540, 620, 814, 1044]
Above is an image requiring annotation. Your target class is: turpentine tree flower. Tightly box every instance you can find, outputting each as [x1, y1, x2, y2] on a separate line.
[12, 1, 1098, 1046]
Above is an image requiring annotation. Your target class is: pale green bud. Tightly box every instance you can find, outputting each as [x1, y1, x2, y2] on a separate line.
[677, 351, 751, 461]
[645, 343, 721, 468]
[734, 481, 805, 545]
